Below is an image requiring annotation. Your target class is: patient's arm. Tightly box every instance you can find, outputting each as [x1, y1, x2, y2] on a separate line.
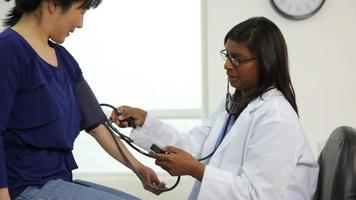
[89, 124, 165, 194]
[0, 188, 11, 200]
[89, 124, 141, 169]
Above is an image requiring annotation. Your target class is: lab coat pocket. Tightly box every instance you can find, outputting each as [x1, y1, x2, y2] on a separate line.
[6, 79, 63, 130]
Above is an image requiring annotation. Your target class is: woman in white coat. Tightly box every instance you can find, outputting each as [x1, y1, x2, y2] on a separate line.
[112, 16, 319, 200]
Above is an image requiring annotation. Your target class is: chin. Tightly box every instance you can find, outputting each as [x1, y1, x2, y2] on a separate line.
[231, 84, 247, 92]
[229, 82, 240, 89]
[50, 36, 66, 44]
[55, 38, 66, 44]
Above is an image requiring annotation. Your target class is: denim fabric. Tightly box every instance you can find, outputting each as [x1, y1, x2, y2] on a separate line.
[15, 179, 141, 200]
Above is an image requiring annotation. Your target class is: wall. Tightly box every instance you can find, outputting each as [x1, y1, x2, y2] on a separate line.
[1, 0, 356, 198]
[205, 0, 356, 155]
[0, 1, 12, 30]
[2, 0, 355, 159]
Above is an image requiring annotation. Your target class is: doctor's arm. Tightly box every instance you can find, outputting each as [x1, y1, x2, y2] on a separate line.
[111, 105, 227, 182]
[154, 115, 309, 199]
[111, 106, 206, 180]
[112, 104, 221, 154]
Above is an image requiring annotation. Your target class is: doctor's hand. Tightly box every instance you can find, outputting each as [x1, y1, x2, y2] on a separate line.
[111, 105, 147, 128]
[150, 146, 206, 181]
[136, 164, 166, 195]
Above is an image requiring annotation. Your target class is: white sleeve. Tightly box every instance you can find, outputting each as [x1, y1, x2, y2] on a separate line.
[130, 101, 225, 156]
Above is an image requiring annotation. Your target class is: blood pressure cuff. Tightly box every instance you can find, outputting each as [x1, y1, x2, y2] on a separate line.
[74, 79, 107, 132]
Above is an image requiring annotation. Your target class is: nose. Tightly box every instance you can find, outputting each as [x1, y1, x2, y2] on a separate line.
[224, 59, 234, 70]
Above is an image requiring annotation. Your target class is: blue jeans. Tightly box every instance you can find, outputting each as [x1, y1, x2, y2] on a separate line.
[15, 179, 141, 200]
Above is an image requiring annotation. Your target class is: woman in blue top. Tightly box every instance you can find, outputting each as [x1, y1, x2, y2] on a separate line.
[0, 0, 165, 199]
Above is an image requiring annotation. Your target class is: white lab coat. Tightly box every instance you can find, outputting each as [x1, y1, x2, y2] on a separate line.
[130, 89, 319, 200]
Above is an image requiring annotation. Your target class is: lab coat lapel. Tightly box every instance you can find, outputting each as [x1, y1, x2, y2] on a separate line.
[212, 92, 269, 156]
[212, 89, 280, 156]
[212, 104, 255, 156]
[200, 112, 230, 159]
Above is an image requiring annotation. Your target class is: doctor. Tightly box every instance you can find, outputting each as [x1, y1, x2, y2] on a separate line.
[112, 16, 319, 200]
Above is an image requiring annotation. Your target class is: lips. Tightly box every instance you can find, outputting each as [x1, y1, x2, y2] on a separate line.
[227, 73, 238, 78]
[67, 30, 74, 37]
[227, 73, 240, 82]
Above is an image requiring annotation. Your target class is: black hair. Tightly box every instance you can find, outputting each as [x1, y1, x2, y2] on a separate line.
[3, 0, 102, 27]
[224, 16, 298, 115]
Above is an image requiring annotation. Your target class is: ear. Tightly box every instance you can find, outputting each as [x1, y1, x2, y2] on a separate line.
[47, 0, 59, 14]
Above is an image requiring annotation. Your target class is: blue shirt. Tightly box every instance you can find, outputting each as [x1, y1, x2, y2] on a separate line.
[0, 28, 83, 199]
[214, 114, 235, 149]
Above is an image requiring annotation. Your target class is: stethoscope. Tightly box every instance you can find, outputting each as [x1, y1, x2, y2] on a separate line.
[99, 103, 233, 192]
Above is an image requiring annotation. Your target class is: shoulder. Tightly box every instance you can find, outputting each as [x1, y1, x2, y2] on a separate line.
[251, 89, 300, 125]
[248, 89, 306, 142]
[51, 41, 76, 62]
[0, 29, 35, 74]
[1, 29, 29, 52]
[0, 29, 23, 55]
[0, 28, 36, 65]
[51, 42, 83, 82]
[258, 89, 296, 113]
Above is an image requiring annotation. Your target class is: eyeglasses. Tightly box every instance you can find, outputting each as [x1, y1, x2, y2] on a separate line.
[220, 49, 256, 68]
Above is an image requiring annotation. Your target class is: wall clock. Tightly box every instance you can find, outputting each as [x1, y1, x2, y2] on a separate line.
[271, 0, 326, 20]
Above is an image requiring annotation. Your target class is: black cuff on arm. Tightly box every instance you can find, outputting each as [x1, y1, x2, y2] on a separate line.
[74, 79, 107, 132]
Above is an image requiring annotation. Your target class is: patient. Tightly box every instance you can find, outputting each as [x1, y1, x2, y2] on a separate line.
[0, 0, 164, 199]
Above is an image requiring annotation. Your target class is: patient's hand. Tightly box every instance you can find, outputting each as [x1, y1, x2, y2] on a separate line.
[136, 165, 166, 195]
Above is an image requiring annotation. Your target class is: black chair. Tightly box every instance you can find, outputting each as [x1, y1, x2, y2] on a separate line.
[313, 126, 356, 200]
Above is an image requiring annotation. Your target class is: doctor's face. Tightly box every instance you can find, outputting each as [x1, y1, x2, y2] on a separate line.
[223, 39, 259, 96]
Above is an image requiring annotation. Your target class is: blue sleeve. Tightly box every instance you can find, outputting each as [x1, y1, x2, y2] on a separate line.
[54, 43, 84, 83]
[0, 42, 24, 188]
[55, 44, 106, 131]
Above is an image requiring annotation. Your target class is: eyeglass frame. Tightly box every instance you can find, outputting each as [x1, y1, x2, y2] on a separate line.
[220, 49, 257, 68]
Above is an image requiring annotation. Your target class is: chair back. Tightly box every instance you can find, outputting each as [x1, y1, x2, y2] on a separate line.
[313, 126, 356, 200]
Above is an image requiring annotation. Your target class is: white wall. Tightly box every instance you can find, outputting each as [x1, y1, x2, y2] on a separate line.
[205, 0, 356, 155]
[0, 1, 12, 30]
[1, 0, 356, 198]
[2, 0, 355, 159]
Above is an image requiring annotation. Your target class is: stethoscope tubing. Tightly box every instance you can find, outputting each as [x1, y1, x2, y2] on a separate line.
[99, 103, 231, 192]
[100, 103, 180, 192]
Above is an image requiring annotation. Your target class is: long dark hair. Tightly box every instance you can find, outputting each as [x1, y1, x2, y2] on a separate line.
[224, 16, 298, 115]
[3, 0, 102, 27]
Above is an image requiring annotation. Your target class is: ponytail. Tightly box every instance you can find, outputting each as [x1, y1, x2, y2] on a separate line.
[2, 0, 102, 27]
[3, 0, 42, 27]
[4, 7, 22, 27]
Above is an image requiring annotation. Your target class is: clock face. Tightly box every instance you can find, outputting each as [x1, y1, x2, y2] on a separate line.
[271, 0, 326, 20]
